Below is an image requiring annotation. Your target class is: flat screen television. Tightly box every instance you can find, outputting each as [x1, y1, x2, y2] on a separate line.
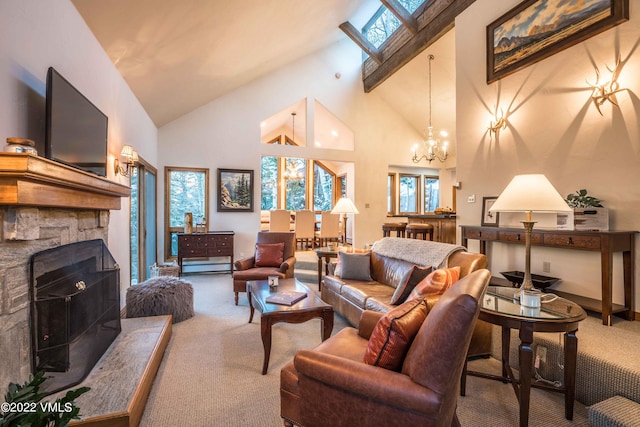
[45, 67, 108, 176]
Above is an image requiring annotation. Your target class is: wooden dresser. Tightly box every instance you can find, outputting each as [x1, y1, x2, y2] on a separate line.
[460, 225, 637, 325]
[177, 231, 234, 275]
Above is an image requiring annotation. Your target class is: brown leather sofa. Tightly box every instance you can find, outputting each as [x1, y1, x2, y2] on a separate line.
[281, 269, 492, 427]
[321, 238, 490, 357]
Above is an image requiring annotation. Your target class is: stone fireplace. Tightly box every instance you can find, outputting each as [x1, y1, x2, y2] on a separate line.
[0, 153, 129, 391]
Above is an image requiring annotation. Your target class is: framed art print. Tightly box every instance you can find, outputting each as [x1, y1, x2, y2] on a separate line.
[217, 168, 254, 212]
[481, 196, 499, 227]
[487, 0, 628, 83]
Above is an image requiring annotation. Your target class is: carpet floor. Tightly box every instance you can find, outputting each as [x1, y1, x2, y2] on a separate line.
[138, 273, 598, 426]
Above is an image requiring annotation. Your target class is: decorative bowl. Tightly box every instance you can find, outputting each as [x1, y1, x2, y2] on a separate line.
[500, 271, 560, 290]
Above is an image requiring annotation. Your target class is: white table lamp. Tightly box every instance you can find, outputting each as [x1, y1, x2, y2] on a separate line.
[489, 174, 571, 291]
[331, 197, 359, 245]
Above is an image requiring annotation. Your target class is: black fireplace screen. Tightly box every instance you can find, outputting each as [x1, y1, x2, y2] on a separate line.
[29, 239, 121, 394]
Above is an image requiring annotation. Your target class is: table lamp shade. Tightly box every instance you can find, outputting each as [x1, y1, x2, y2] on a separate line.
[331, 197, 359, 215]
[489, 174, 571, 214]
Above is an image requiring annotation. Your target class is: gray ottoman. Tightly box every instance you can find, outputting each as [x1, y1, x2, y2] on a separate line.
[126, 276, 194, 323]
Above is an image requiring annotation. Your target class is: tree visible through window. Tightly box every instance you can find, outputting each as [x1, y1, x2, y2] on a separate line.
[399, 174, 419, 214]
[165, 167, 209, 259]
[314, 162, 335, 211]
[424, 176, 440, 212]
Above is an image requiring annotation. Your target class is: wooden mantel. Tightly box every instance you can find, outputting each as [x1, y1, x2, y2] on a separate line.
[0, 153, 130, 210]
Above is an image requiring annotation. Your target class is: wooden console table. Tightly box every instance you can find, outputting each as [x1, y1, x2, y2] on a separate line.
[460, 226, 637, 326]
[177, 231, 234, 275]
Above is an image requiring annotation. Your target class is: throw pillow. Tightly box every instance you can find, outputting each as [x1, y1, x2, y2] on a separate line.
[390, 265, 433, 305]
[407, 266, 461, 301]
[254, 242, 285, 267]
[338, 251, 372, 281]
[363, 298, 429, 371]
[333, 248, 371, 276]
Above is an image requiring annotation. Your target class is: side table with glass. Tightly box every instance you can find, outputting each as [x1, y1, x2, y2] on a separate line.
[464, 286, 587, 427]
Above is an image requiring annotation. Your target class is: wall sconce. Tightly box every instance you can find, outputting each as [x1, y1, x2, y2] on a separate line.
[114, 145, 138, 177]
[488, 109, 506, 136]
[587, 55, 624, 115]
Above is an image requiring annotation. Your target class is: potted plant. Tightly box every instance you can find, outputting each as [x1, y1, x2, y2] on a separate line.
[564, 189, 604, 208]
[0, 371, 89, 427]
[564, 189, 608, 231]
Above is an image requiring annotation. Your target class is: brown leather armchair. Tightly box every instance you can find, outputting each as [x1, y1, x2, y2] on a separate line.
[232, 231, 296, 305]
[280, 269, 491, 427]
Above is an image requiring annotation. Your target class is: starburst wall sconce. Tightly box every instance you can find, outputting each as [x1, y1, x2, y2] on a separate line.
[488, 109, 507, 137]
[587, 55, 625, 116]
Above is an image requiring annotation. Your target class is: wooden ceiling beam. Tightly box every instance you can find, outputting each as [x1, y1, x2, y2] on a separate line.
[361, 0, 476, 92]
[339, 21, 383, 65]
[380, 0, 418, 34]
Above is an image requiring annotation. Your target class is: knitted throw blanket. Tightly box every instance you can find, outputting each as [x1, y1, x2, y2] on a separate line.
[371, 237, 466, 269]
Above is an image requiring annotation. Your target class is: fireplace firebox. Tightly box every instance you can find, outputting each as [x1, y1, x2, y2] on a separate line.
[29, 239, 121, 394]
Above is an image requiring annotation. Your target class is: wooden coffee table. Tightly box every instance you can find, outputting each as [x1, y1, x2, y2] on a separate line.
[247, 278, 334, 374]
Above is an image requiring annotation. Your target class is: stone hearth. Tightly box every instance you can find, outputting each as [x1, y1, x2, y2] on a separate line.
[0, 153, 129, 390]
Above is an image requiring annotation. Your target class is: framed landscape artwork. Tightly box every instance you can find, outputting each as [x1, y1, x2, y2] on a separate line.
[481, 197, 499, 227]
[217, 168, 254, 212]
[487, 0, 629, 83]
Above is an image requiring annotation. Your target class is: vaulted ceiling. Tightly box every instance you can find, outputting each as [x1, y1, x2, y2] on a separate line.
[71, 0, 460, 150]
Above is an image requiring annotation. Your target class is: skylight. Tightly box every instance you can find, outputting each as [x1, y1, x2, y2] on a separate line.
[362, 0, 425, 48]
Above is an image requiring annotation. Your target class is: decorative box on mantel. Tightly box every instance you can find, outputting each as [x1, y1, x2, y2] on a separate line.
[557, 208, 609, 231]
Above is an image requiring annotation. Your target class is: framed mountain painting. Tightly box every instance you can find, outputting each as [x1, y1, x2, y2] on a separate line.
[487, 0, 628, 83]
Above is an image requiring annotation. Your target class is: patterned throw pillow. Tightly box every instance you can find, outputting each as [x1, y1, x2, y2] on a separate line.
[390, 265, 433, 305]
[363, 298, 429, 371]
[254, 242, 285, 267]
[407, 266, 461, 301]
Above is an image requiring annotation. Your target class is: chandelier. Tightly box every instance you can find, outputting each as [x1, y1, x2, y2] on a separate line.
[412, 54, 448, 164]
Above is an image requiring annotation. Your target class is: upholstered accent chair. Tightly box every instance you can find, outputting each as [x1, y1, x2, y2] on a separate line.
[280, 268, 491, 427]
[232, 231, 296, 305]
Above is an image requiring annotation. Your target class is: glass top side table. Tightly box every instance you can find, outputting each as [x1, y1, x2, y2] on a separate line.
[466, 286, 587, 427]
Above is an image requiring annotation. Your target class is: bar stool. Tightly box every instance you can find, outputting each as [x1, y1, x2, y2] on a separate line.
[382, 222, 407, 237]
[406, 223, 434, 240]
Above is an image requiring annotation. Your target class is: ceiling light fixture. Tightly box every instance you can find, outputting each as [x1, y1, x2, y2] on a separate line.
[412, 54, 448, 164]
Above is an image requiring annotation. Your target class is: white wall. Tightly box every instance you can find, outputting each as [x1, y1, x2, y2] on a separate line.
[1, 0, 158, 304]
[158, 39, 424, 258]
[455, 0, 640, 311]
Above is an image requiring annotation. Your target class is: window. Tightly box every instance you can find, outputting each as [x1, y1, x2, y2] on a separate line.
[313, 162, 335, 211]
[261, 156, 278, 210]
[164, 167, 209, 260]
[362, 0, 425, 49]
[260, 156, 342, 211]
[284, 158, 306, 210]
[363, 7, 401, 49]
[399, 174, 419, 214]
[387, 173, 396, 215]
[424, 176, 440, 212]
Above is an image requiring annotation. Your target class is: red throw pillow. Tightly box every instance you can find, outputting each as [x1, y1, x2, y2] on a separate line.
[407, 266, 461, 301]
[254, 242, 285, 267]
[363, 298, 429, 371]
[390, 265, 433, 305]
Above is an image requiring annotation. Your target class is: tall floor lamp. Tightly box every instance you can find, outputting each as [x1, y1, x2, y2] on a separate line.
[331, 197, 359, 245]
[489, 174, 571, 292]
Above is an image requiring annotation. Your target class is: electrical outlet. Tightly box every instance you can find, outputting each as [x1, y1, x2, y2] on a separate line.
[537, 345, 547, 364]
[467, 194, 476, 203]
[543, 261, 551, 273]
